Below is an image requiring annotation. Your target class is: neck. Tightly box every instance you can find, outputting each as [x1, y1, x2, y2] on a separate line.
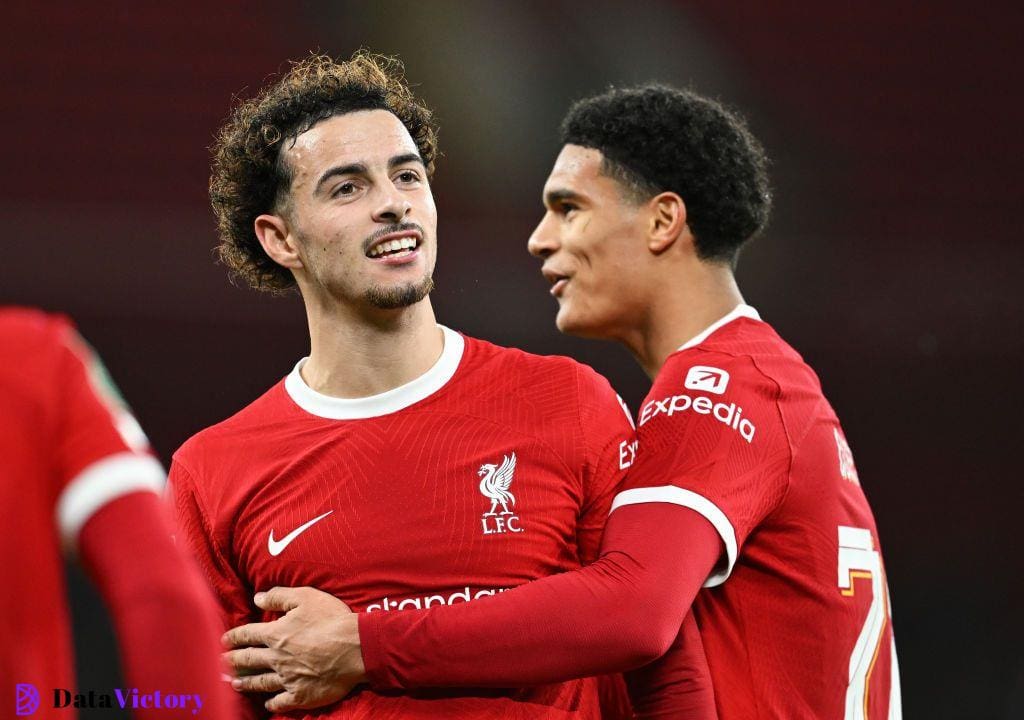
[300, 295, 444, 398]
[623, 262, 744, 380]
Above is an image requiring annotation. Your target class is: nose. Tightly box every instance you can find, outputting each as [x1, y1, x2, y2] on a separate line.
[527, 213, 559, 259]
[372, 183, 412, 224]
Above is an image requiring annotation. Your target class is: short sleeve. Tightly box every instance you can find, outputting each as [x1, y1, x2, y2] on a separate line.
[49, 319, 165, 547]
[611, 352, 790, 586]
[575, 365, 637, 563]
[167, 459, 255, 631]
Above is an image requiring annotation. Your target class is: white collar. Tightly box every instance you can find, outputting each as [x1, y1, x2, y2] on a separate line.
[284, 325, 464, 420]
[678, 303, 761, 351]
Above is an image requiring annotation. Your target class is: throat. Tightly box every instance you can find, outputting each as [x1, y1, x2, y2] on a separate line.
[302, 307, 445, 399]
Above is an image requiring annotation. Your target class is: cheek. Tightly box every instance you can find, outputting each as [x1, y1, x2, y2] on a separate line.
[418, 193, 438, 233]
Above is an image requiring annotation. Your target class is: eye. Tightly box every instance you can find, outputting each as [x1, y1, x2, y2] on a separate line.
[332, 181, 357, 198]
[558, 202, 578, 217]
[395, 169, 421, 184]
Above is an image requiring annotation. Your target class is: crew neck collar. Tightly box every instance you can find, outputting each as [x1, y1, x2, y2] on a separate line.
[284, 325, 464, 419]
[677, 304, 761, 351]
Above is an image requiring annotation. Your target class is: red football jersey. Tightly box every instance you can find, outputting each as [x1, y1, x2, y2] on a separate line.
[170, 327, 636, 719]
[614, 304, 901, 719]
[0, 308, 165, 713]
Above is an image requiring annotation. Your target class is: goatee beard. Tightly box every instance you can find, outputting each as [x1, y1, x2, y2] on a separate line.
[364, 275, 435, 309]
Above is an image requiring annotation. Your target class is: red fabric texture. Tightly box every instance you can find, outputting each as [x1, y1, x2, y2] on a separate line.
[78, 491, 238, 718]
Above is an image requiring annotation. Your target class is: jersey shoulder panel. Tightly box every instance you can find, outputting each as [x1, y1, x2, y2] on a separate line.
[456, 335, 633, 452]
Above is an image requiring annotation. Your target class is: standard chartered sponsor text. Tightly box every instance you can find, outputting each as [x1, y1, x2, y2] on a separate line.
[366, 586, 510, 613]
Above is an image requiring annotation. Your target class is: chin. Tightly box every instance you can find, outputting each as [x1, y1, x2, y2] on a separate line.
[555, 307, 614, 340]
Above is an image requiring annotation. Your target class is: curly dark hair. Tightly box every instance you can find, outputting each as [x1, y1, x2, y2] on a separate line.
[560, 84, 771, 265]
[209, 51, 439, 293]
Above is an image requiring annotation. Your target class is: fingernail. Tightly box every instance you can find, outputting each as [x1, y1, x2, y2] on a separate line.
[254, 592, 266, 603]
[231, 679, 242, 690]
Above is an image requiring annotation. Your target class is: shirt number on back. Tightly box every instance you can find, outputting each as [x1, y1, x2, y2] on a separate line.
[837, 526, 901, 720]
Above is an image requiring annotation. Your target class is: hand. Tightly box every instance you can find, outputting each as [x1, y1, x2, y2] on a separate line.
[223, 586, 366, 713]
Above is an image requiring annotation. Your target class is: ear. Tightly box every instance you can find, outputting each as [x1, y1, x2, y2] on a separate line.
[254, 213, 304, 271]
[647, 192, 689, 255]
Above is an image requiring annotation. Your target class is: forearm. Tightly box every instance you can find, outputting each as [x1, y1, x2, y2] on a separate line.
[78, 492, 238, 718]
[361, 503, 720, 689]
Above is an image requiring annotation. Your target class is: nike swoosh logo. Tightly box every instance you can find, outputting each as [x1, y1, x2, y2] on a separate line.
[267, 510, 333, 557]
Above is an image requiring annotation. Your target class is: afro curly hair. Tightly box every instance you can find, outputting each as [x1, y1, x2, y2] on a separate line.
[560, 84, 771, 266]
[209, 51, 439, 293]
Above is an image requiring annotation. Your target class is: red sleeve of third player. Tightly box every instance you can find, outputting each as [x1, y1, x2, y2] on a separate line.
[48, 318, 166, 549]
[616, 351, 791, 586]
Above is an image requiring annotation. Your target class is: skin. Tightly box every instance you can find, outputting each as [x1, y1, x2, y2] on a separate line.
[255, 109, 444, 399]
[225, 143, 746, 712]
[530, 145, 743, 379]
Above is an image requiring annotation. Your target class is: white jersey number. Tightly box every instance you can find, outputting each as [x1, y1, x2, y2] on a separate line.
[837, 526, 902, 720]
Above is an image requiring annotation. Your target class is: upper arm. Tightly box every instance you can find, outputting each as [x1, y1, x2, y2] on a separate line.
[48, 318, 165, 549]
[616, 353, 790, 586]
[167, 459, 255, 630]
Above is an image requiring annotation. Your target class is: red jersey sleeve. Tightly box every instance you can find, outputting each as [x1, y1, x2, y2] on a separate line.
[615, 351, 790, 585]
[168, 459, 256, 632]
[47, 317, 165, 547]
[169, 460, 268, 719]
[574, 364, 636, 562]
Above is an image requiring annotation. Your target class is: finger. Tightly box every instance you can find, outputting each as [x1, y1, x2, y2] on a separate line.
[231, 672, 285, 694]
[254, 586, 305, 612]
[223, 621, 274, 648]
[265, 691, 303, 713]
[223, 647, 275, 673]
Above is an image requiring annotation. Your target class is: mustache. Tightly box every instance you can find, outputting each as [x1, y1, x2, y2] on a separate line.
[362, 222, 425, 254]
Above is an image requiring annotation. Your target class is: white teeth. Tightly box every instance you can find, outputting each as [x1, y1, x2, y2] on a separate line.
[368, 236, 418, 257]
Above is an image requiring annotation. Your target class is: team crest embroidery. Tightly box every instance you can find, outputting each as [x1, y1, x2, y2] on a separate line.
[478, 452, 523, 534]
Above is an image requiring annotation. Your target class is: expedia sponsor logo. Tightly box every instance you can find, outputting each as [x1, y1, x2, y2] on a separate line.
[638, 392, 756, 443]
[365, 586, 509, 613]
[684, 366, 730, 394]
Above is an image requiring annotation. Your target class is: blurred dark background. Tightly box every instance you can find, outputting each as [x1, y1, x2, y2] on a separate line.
[3, 2, 1022, 717]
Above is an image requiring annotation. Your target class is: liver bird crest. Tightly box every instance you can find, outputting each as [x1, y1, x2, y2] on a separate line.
[478, 452, 517, 516]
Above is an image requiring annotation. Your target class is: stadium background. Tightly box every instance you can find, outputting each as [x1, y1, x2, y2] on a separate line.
[3, 2, 1021, 718]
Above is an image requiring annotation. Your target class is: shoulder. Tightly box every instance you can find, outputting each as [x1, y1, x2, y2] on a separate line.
[461, 334, 626, 412]
[462, 334, 581, 376]
[0, 306, 73, 353]
[460, 333, 597, 396]
[667, 317, 818, 397]
[173, 380, 291, 473]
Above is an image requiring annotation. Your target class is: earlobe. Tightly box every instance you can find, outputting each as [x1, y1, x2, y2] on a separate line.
[648, 192, 688, 255]
[254, 214, 304, 270]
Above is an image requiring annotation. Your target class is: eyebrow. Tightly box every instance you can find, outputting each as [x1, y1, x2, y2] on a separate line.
[315, 153, 426, 192]
[544, 188, 584, 207]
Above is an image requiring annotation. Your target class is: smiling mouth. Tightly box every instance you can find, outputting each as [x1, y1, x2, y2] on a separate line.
[366, 232, 421, 260]
[542, 267, 571, 297]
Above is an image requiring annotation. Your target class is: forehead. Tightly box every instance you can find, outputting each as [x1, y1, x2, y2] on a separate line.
[544, 144, 616, 198]
[284, 109, 417, 174]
